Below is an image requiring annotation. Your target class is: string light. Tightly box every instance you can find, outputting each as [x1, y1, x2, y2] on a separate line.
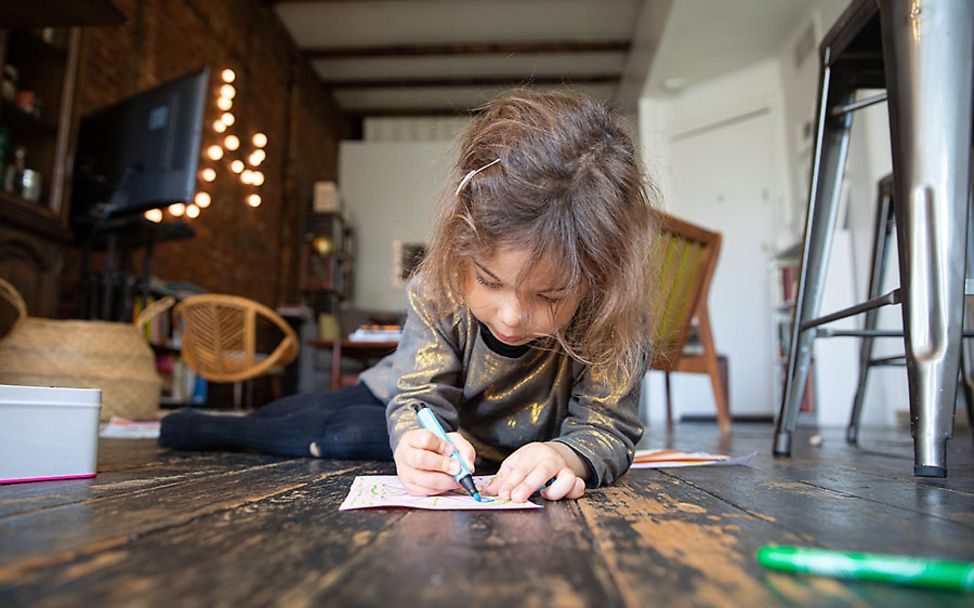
[144, 208, 163, 223]
[203, 69, 267, 211]
[194, 192, 211, 207]
[169, 203, 186, 217]
[186, 204, 201, 219]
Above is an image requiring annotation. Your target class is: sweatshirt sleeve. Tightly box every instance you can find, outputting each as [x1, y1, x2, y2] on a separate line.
[385, 278, 466, 452]
[551, 365, 645, 487]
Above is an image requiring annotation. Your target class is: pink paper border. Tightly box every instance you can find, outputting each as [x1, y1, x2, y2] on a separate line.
[0, 473, 96, 484]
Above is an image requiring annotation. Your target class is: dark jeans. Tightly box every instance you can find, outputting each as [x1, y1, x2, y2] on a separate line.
[159, 383, 393, 460]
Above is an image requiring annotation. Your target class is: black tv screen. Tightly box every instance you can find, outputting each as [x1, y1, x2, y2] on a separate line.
[72, 67, 209, 220]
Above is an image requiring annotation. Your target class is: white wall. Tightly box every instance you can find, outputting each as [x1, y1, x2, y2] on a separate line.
[339, 140, 458, 311]
[638, 0, 904, 428]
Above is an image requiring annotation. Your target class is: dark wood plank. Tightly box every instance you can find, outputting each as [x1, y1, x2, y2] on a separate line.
[0, 458, 365, 578]
[0, 461, 397, 607]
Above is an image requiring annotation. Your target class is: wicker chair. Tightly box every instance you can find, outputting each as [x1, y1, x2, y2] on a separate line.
[173, 294, 299, 407]
[650, 212, 731, 432]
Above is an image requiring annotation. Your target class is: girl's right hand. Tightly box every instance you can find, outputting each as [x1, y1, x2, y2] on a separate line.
[394, 429, 477, 496]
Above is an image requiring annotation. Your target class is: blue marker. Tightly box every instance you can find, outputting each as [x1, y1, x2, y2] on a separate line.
[412, 405, 483, 502]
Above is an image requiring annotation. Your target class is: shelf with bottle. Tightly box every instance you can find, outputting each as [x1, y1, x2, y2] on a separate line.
[768, 243, 816, 415]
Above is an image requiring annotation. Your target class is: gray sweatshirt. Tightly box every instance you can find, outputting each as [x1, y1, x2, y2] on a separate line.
[359, 278, 644, 487]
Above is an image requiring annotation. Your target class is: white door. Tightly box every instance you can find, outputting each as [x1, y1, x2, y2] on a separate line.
[663, 111, 777, 418]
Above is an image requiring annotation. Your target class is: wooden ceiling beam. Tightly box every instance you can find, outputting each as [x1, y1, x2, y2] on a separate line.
[345, 106, 478, 118]
[304, 40, 631, 59]
[321, 74, 620, 89]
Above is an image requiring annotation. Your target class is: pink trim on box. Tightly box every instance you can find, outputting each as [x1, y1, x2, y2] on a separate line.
[0, 473, 96, 484]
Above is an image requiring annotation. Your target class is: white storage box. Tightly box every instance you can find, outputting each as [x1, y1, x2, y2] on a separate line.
[0, 384, 101, 484]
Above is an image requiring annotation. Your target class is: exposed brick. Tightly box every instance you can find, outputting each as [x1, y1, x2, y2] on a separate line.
[73, 0, 348, 309]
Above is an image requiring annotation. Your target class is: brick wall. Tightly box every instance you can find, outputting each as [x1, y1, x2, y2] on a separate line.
[74, 0, 347, 307]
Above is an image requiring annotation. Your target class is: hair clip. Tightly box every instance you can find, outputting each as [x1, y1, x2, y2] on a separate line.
[455, 158, 501, 196]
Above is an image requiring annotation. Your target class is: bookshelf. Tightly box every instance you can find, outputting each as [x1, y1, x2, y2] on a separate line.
[301, 210, 354, 313]
[770, 243, 816, 417]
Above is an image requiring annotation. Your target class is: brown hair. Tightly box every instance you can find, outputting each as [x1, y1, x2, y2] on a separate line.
[420, 90, 659, 390]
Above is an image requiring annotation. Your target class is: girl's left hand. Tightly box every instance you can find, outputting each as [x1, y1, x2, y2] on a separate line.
[483, 441, 586, 502]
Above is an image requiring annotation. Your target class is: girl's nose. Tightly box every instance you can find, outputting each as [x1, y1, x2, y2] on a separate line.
[497, 295, 524, 329]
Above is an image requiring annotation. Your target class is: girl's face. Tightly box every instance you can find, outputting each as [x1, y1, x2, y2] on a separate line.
[465, 246, 583, 346]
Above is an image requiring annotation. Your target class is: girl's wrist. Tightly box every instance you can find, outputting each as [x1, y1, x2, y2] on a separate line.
[546, 441, 590, 480]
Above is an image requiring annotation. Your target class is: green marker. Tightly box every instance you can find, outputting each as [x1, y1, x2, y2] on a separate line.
[756, 545, 974, 593]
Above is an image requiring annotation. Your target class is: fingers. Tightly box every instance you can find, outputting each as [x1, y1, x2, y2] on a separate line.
[540, 468, 585, 501]
[395, 429, 469, 496]
[447, 432, 477, 474]
[510, 464, 560, 503]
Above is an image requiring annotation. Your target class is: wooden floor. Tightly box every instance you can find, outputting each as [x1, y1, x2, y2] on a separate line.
[1, 423, 973, 607]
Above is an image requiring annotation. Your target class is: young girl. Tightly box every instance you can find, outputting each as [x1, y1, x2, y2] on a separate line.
[160, 90, 657, 503]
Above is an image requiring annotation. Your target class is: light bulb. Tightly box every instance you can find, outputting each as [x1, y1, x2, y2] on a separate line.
[217, 96, 232, 111]
[221, 112, 235, 126]
[252, 132, 267, 148]
[169, 203, 186, 217]
[186, 204, 201, 219]
[221, 68, 236, 83]
[201, 168, 216, 182]
[219, 84, 236, 99]
[247, 193, 261, 208]
[241, 170, 253, 185]
[194, 192, 211, 208]
[224, 135, 240, 151]
[251, 171, 264, 186]
[213, 120, 227, 133]
[144, 208, 163, 223]
[230, 160, 245, 174]
[206, 145, 224, 161]
[248, 149, 266, 166]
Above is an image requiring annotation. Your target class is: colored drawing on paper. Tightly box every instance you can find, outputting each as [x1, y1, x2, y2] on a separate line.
[338, 475, 543, 511]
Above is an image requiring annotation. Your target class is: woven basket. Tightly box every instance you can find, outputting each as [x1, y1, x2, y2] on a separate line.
[0, 278, 174, 421]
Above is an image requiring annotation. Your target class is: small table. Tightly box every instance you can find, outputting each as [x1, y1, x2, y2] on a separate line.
[307, 338, 398, 391]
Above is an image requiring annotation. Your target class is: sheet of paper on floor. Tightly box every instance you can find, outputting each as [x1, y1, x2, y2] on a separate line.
[99, 416, 161, 439]
[339, 475, 543, 511]
[630, 448, 757, 469]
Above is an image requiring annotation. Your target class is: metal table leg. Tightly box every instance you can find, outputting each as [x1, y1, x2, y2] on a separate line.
[773, 55, 855, 457]
[881, 0, 974, 477]
[848, 178, 895, 444]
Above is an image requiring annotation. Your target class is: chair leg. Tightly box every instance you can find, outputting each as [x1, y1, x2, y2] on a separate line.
[233, 382, 242, 410]
[773, 57, 855, 457]
[880, 0, 974, 477]
[696, 305, 731, 433]
[664, 371, 673, 430]
[848, 182, 895, 444]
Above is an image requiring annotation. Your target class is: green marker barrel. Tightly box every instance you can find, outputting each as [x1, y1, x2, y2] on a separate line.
[756, 545, 974, 593]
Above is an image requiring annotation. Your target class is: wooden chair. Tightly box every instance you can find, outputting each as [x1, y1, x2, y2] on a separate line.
[173, 294, 299, 407]
[650, 212, 731, 432]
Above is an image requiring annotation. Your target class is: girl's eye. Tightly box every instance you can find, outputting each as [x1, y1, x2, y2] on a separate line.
[475, 275, 500, 289]
[539, 294, 562, 304]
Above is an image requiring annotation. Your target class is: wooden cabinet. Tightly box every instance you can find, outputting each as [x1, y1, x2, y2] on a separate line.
[0, 26, 80, 317]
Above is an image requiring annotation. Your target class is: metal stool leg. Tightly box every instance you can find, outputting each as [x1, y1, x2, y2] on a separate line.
[773, 55, 855, 456]
[881, 0, 974, 477]
[961, 181, 974, 448]
[848, 179, 895, 444]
